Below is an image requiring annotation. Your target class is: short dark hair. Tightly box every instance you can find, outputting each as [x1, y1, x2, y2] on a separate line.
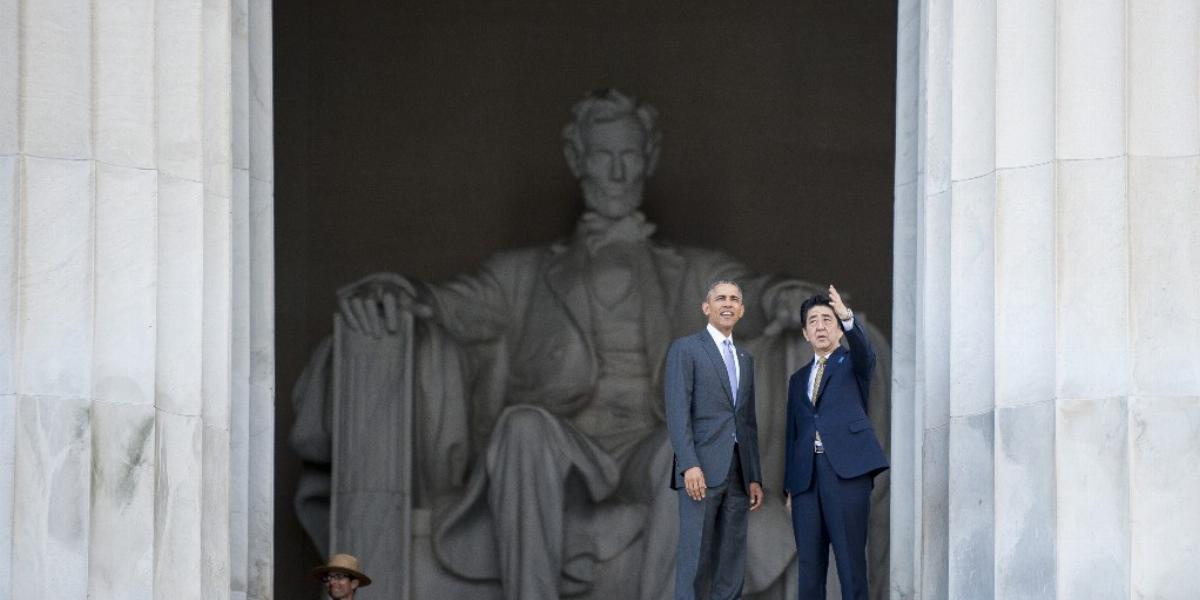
[704, 279, 743, 302]
[799, 294, 834, 325]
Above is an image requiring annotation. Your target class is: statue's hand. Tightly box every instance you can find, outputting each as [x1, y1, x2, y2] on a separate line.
[763, 288, 808, 336]
[336, 272, 433, 338]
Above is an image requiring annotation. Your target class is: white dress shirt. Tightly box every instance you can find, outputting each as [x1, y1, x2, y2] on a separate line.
[706, 323, 740, 386]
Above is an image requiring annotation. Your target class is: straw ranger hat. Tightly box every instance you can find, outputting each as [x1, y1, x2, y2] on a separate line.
[311, 553, 372, 586]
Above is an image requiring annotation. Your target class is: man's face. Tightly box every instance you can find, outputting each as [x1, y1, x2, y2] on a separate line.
[802, 304, 843, 356]
[702, 283, 745, 336]
[579, 116, 648, 219]
[324, 572, 359, 599]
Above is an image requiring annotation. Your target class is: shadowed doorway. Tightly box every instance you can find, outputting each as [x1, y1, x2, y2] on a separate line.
[274, 2, 897, 598]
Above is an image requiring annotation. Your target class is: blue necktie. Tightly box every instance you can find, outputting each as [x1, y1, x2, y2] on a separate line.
[722, 339, 739, 404]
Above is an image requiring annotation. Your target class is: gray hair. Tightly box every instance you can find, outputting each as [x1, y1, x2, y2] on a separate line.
[705, 279, 744, 302]
[562, 88, 662, 157]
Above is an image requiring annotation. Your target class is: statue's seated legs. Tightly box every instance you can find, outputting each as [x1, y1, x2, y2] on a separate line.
[486, 406, 606, 599]
[484, 404, 678, 600]
[613, 427, 678, 600]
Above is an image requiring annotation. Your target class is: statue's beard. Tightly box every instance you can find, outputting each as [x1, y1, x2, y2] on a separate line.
[581, 179, 644, 220]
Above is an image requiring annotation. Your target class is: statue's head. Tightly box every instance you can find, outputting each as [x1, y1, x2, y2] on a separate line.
[562, 89, 662, 219]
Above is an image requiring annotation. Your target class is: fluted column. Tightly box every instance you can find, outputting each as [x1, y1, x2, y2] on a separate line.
[0, 1, 274, 599]
[893, 0, 1200, 598]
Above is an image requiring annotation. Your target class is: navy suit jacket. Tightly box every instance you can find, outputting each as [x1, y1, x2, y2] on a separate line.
[783, 320, 887, 495]
[665, 329, 762, 491]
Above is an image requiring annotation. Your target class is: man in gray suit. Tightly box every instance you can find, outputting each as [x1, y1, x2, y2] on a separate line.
[666, 280, 765, 600]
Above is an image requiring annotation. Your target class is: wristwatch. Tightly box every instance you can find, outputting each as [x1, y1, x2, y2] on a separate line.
[840, 307, 854, 321]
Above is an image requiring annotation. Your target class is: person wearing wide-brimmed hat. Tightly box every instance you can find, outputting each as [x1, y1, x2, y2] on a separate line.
[311, 553, 372, 599]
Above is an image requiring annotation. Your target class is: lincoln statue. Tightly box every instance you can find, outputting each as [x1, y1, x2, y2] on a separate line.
[290, 89, 891, 600]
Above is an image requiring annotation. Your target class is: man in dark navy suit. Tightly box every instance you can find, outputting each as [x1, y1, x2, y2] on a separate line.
[783, 285, 887, 600]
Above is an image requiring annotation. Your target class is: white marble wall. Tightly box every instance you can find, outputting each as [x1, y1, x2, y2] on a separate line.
[0, 1, 274, 599]
[893, 1, 1200, 598]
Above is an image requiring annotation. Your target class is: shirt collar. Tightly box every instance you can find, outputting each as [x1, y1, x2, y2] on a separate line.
[706, 323, 733, 347]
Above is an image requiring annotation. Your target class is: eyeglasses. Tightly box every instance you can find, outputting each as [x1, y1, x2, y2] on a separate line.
[321, 573, 352, 583]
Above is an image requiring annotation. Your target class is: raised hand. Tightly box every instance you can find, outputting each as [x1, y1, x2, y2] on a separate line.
[828, 285, 851, 321]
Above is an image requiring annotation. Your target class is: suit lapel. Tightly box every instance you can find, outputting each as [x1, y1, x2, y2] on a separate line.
[798, 362, 814, 407]
[699, 331, 735, 403]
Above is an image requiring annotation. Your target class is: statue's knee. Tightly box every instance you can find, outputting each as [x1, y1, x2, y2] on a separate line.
[485, 406, 563, 475]
[493, 405, 555, 445]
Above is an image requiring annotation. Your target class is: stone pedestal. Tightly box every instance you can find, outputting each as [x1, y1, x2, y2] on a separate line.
[331, 315, 416, 600]
[0, 1, 274, 599]
[893, 1, 1200, 598]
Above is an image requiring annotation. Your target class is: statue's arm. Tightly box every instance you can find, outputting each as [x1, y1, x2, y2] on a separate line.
[421, 253, 524, 343]
[334, 250, 529, 343]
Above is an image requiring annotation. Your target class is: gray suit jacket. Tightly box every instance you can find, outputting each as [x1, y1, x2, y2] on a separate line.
[665, 329, 762, 491]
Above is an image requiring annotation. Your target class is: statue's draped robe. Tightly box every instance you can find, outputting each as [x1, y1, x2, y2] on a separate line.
[290, 228, 887, 597]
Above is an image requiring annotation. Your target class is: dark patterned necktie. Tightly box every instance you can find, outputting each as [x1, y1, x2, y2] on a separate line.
[812, 356, 828, 452]
[810, 356, 827, 404]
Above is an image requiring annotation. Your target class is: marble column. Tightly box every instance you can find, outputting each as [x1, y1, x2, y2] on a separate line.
[893, 0, 1200, 598]
[0, 1, 275, 600]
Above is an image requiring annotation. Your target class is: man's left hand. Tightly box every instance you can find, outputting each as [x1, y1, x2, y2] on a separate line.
[748, 482, 764, 511]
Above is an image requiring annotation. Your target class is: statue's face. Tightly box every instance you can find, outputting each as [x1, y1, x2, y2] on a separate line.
[579, 116, 648, 219]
